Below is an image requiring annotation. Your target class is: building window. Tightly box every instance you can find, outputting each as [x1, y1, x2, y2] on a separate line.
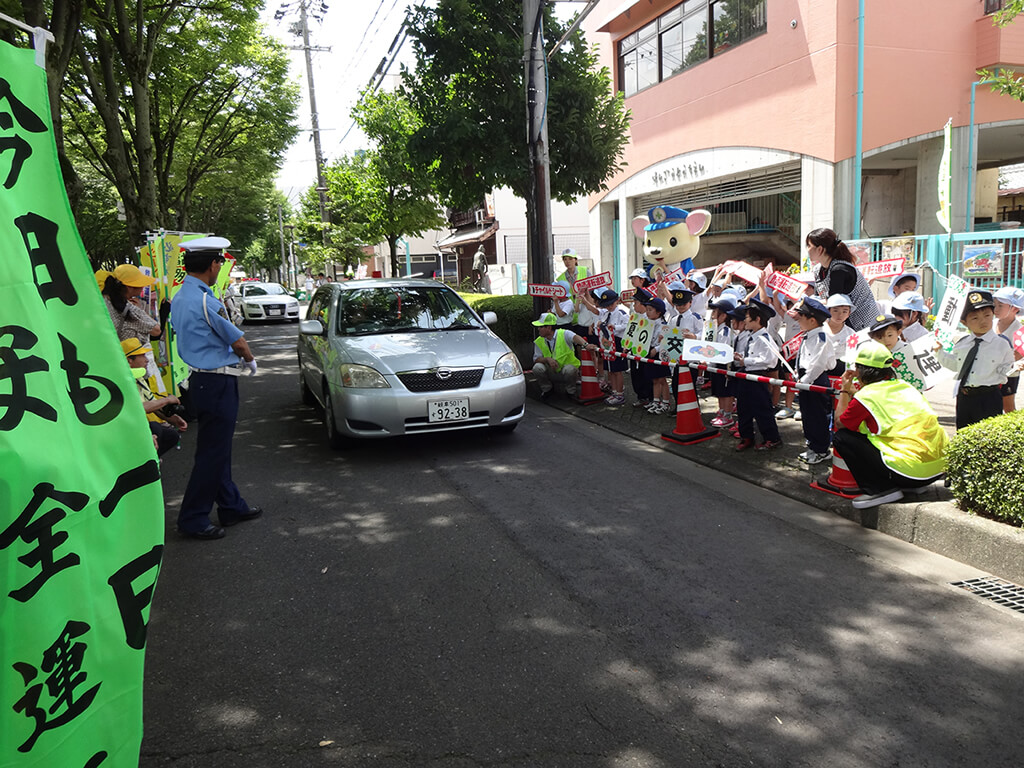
[985, 0, 1003, 14]
[619, 0, 767, 96]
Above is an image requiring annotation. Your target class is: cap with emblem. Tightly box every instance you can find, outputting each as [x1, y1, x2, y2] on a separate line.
[869, 313, 902, 333]
[670, 289, 694, 305]
[961, 290, 995, 320]
[597, 291, 620, 307]
[561, 248, 578, 259]
[645, 205, 691, 231]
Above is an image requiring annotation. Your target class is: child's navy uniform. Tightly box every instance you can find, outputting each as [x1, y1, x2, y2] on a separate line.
[796, 328, 836, 455]
[736, 328, 781, 443]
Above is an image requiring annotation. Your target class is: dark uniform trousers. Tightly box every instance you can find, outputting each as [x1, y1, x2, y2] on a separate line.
[832, 428, 937, 495]
[955, 385, 1002, 430]
[179, 372, 250, 533]
[736, 370, 780, 442]
[797, 371, 833, 454]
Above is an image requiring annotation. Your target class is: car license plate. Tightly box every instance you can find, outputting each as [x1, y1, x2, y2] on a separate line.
[267, 308, 282, 316]
[428, 398, 469, 423]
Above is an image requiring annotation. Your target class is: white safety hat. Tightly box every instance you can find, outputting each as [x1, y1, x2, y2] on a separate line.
[685, 270, 707, 290]
[891, 291, 928, 314]
[628, 267, 648, 279]
[887, 271, 921, 298]
[825, 293, 855, 309]
[993, 285, 1024, 310]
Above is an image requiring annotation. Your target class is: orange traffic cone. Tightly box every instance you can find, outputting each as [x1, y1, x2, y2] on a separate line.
[574, 348, 606, 405]
[809, 446, 861, 498]
[662, 365, 719, 445]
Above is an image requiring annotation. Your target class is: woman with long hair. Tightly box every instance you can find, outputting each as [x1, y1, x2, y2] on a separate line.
[805, 228, 879, 330]
[103, 263, 161, 342]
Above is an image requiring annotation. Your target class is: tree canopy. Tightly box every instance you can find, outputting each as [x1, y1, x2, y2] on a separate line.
[3, 1, 300, 259]
[981, 1, 1024, 101]
[400, 0, 630, 211]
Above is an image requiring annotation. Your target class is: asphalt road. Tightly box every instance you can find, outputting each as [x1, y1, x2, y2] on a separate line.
[142, 322, 1024, 767]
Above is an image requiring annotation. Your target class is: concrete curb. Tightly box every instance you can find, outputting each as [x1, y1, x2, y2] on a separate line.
[536, 390, 1024, 585]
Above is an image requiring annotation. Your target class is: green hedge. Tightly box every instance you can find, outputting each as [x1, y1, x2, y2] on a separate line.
[947, 410, 1024, 526]
[460, 293, 535, 358]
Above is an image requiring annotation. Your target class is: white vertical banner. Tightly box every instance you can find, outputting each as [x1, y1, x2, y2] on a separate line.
[936, 118, 952, 234]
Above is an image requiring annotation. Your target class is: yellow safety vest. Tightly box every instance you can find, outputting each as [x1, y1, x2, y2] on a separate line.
[534, 330, 581, 371]
[854, 379, 948, 479]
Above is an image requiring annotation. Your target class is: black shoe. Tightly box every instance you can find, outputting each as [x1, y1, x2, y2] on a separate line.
[178, 524, 225, 540]
[220, 506, 263, 527]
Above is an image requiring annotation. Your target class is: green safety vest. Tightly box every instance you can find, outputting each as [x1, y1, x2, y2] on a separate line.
[854, 379, 948, 480]
[534, 329, 581, 372]
[557, 265, 589, 323]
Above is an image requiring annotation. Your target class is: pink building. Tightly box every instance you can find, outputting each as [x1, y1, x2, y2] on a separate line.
[583, 0, 1024, 278]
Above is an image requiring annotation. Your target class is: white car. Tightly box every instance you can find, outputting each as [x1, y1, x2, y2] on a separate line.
[238, 282, 301, 323]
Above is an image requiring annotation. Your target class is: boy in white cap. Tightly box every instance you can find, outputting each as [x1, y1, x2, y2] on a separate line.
[891, 291, 930, 343]
[824, 294, 856, 370]
[994, 285, 1024, 412]
[684, 269, 709, 317]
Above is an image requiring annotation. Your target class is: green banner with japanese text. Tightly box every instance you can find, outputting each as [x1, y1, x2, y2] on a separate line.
[0, 39, 164, 768]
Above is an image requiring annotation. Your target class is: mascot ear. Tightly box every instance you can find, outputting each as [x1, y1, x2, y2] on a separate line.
[631, 216, 650, 240]
[686, 209, 712, 237]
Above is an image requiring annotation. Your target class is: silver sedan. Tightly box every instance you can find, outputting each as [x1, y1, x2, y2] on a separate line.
[297, 279, 525, 447]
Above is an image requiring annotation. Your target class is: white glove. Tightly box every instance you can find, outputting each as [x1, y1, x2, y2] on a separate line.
[246, 359, 257, 376]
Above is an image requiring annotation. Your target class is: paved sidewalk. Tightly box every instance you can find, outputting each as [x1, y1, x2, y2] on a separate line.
[529, 371, 1024, 586]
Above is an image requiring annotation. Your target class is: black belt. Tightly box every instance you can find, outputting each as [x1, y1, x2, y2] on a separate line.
[960, 384, 1000, 396]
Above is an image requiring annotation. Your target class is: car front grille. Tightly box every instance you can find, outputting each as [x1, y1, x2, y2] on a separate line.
[262, 303, 286, 313]
[397, 367, 484, 392]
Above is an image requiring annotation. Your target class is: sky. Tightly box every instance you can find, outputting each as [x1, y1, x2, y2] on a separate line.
[261, 0, 417, 205]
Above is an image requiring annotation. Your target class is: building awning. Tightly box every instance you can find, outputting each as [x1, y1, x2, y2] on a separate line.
[435, 222, 498, 251]
[596, 0, 643, 32]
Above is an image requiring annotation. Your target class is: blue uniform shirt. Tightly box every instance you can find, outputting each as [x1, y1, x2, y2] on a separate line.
[171, 275, 244, 368]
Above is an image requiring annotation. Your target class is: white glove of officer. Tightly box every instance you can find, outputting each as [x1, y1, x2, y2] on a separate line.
[246, 359, 258, 376]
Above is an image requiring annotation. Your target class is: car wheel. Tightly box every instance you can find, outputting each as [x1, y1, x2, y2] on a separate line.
[299, 370, 316, 406]
[323, 383, 351, 449]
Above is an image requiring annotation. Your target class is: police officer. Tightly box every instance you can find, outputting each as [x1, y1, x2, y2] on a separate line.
[170, 236, 262, 540]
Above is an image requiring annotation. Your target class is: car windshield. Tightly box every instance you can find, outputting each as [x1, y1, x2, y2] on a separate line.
[244, 283, 287, 297]
[337, 286, 483, 336]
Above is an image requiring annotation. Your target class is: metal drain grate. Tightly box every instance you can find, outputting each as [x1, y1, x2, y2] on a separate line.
[951, 577, 1024, 614]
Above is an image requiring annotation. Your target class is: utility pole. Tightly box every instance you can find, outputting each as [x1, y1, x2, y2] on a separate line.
[524, 0, 554, 317]
[298, 1, 331, 244]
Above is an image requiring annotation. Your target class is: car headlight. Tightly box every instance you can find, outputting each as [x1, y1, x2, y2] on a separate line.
[493, 352, 523, 380]
[340, 363, 391, 388]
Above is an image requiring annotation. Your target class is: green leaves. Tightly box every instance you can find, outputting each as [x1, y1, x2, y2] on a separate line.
[400, 0, 630, 210]
[947, 410, 1024, 527]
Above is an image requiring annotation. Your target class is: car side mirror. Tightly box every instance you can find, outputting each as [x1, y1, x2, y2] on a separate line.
[299, 319, 326, 336]
[482, 311, 498, 326]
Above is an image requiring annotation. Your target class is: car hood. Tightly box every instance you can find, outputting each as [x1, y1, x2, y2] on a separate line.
[242, 294, 297, 304]
[340, 329, 511, 374]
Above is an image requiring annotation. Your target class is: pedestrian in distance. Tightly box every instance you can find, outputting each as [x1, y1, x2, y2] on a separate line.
[934, 289, 1015, 430]
[170, 236, 263, 540]
[833, 341, 948, 512]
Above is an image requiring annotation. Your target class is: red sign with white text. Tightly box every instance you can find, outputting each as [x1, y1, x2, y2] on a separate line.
[767, 271, 809, 301]
[857, 257, 905, 282]
[573, 271, 613, 294]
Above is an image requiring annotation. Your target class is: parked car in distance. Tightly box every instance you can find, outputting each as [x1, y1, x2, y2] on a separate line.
[297, 279, 525, 447]
[238, 282, 300, 323]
